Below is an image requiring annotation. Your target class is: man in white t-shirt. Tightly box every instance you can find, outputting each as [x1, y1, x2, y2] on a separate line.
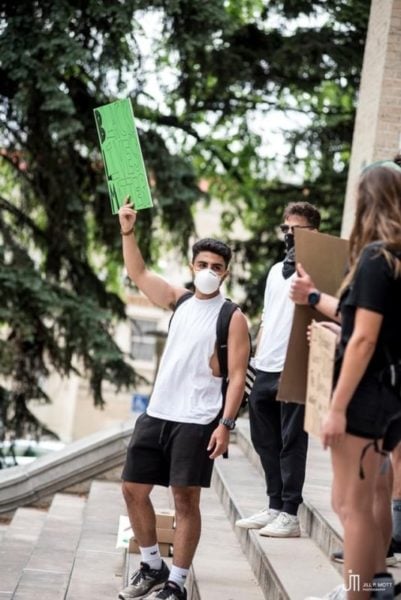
[117, 202, 250, 600]
[236, 202, 321, 537]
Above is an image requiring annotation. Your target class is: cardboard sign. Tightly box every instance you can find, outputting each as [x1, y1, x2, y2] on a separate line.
[304, 322, 337, 438]
[277, 229, 349, 404]
[94, 98, 153, 214]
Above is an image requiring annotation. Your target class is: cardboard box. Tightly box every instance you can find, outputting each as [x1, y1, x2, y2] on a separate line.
[156, 527, 175, 544]
[155, 509, 175, 529]
[129, 537, 173, 556]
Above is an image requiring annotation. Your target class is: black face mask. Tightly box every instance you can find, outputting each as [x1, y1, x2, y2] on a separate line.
[282, 235, 296, 279]
[284, 233, 294, 252]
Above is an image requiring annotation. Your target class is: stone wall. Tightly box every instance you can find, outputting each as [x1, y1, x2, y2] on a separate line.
[342, 0, 401, 236]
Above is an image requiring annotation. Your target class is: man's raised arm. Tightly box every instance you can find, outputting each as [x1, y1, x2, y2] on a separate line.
[119, 202, 187, 310]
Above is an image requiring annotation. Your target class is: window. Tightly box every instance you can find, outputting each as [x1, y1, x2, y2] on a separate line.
[130, 318, 157, 362]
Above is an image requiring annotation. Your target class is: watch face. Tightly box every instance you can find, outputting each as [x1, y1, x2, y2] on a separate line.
[308, 291, 320, 306]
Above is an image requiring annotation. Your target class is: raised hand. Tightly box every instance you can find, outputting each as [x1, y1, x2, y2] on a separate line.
[118, 197, 137, 234]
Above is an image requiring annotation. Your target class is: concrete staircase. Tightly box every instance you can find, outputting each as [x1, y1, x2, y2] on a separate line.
[1, 417, 400, 599]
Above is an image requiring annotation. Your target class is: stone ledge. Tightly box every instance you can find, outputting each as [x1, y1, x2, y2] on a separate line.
[0, 421, 134, 514]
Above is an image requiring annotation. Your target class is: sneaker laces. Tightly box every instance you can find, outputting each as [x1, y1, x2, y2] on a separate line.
[131, 562, 152, 585]
[275, 512, 292, 526]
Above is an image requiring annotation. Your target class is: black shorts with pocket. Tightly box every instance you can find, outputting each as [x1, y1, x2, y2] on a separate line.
[122, 413, 219, 487]
[344, 373, 401, 451]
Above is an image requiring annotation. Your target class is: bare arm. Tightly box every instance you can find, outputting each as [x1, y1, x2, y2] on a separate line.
[321, 307, 382, 448]
[290, 262, 341, 323]
[119, 203, 187, 309]
[208, 310, 250, 459]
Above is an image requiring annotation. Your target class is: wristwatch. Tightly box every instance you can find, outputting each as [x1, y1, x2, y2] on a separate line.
[219, 417, 236, 431]
[308, 290, 321, 307]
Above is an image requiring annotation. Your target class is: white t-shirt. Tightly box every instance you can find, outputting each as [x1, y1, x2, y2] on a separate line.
[147, 293, 225, 424]
[254, 261, 295, 373]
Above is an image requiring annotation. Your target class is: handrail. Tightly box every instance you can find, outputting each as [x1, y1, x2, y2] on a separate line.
[0, 420, 135, 514]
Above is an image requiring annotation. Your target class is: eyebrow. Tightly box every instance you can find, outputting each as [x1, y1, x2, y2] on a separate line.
[195, 260, 225, 268]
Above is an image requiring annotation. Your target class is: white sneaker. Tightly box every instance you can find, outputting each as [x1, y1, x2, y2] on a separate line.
[259, 511, 301, 537]
[304, 584, 345, 600]
[235, 508, 280, 530]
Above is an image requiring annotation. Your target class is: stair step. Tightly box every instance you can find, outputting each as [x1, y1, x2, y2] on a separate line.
[12, 494, 86, 600]
[192, 485, 265, 599]
[65, 480, 126, 599]
[213, 442, 343, 600]
[0, 507, 47, 598]
[235, 418, 344, 563]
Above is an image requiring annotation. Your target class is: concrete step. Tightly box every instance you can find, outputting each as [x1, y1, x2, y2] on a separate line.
[232, 418, 401, 594]
[235, 418, 344, 565]
[0, 507, 47, 599]
[12, 493, 86, 600]
[193, 485, 265, 600]
[65, 480, 126, 600]
[213, 441, 343, 600]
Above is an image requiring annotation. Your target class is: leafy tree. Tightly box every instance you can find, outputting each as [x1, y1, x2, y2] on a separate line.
[0, 0, 369, 437]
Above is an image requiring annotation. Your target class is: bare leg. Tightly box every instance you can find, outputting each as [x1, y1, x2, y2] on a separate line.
[331, 434, 383, 599]
[373, 457, 393, 562]
[392, 442, 401, 499]
[122, 481, 156, 547]
[171, 486, 201, 569]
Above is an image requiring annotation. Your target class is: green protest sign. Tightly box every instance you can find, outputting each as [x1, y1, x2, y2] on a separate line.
[94, 98, 153, 214]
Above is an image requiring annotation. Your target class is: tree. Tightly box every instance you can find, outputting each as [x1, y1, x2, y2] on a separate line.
[0, 0, 369, 437]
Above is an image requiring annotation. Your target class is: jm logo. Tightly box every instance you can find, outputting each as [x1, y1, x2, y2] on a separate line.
[345, 570, 360, 592]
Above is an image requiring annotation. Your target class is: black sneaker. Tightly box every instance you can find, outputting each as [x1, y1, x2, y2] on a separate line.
[145, 581, 187, 600]
[331, 545, 398, 567]
[118, 561, 169, 599]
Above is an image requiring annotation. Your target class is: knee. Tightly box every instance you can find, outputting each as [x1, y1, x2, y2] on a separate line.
[173, 490, 200, 518]
[122, 481, 135, 504]
[122, 481, 147, 506]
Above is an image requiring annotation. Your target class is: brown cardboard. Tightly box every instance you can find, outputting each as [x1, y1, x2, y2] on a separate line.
[304, 322, 337, 437]
[156, 527, 175, 544]
[129, 538, 173, 556]
[277, 229, 349, 405]
[155, 509, 175, 529]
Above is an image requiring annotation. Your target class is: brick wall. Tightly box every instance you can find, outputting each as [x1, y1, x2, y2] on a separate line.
[342, 0, 401, 237]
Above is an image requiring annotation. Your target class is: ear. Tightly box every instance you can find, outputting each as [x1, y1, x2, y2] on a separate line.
[220, 269, 230, 284]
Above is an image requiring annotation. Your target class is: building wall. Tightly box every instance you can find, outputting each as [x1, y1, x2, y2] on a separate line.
[342, 0, 401, 237]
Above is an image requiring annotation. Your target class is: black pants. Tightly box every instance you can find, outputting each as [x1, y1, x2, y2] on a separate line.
[248, 370, 308, 516]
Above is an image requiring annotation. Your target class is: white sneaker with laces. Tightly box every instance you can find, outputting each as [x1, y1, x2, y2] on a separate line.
[304, 584, 345, 600]
[235, 508, 280, 530]
[259, 511, 301, 537]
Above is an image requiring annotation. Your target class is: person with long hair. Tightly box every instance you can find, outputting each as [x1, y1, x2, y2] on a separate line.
[291, 159, 401, 599]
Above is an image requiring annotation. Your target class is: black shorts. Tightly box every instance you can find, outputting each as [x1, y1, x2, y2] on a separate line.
[121, 413, 219, 487]
[344, 373, 401, 451]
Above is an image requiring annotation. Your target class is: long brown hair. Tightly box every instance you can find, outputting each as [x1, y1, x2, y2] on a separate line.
[340, 163, 401, 292]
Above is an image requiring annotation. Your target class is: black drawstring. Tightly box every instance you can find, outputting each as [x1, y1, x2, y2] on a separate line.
[359, 439, 388, 480]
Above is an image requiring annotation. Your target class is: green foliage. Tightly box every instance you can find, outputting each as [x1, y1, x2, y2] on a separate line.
[0, 0, 369, 436]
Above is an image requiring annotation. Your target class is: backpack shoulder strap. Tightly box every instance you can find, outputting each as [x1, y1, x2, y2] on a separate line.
[216, 299, 239, 379]
[168, 291, 193, 330]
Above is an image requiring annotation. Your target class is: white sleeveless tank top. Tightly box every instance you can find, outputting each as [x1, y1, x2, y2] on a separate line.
[147, 293, 225, 424]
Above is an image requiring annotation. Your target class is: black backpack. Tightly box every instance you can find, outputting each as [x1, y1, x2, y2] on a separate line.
[171, 292, 255, 411]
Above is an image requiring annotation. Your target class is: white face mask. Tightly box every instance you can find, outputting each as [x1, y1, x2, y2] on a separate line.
[194, 269, 221, 295]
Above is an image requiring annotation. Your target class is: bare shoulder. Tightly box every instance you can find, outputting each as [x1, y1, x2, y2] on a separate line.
[228, 306, 249, 335]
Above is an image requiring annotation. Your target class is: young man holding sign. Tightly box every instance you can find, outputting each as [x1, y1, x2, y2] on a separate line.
[118, 202, 250, 600]
[236, 202, 321, 537]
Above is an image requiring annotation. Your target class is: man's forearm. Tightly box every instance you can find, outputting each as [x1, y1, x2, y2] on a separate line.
[122, 232, 147, 286]
[223, 377, 246, 419]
